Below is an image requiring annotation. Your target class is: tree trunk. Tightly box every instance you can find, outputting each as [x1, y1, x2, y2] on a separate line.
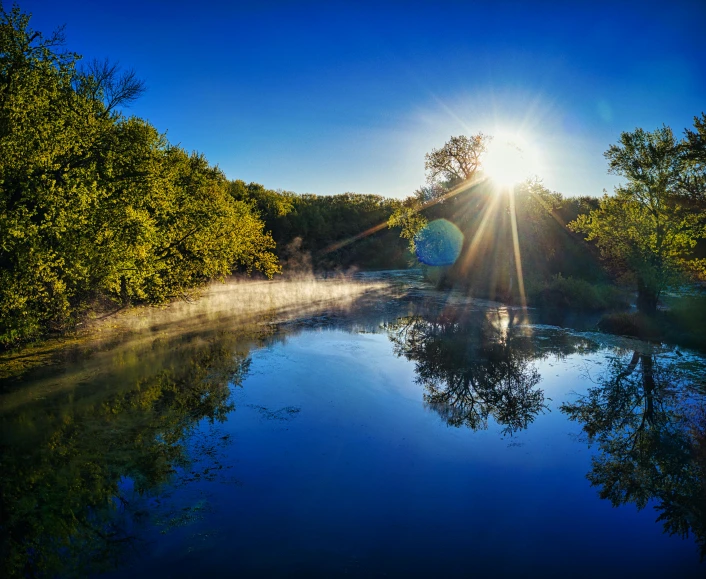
[120, 275, 129, 307]
[636, 276, 658, 315]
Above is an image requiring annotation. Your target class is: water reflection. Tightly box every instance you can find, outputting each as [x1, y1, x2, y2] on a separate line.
[0, 329, 263, 578]
[0, 278, 394, 578]
[1, 275, 705, 576]
[561, 351, 706, 559]
[387, 311, 546, 433]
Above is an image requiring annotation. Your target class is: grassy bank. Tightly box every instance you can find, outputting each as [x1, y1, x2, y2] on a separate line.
[599, 294, 706, 351]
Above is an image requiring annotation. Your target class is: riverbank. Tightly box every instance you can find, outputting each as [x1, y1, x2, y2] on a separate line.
[598, 294, 706, 352]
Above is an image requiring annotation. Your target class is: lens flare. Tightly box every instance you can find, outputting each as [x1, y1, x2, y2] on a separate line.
[414, 219, 464, 266]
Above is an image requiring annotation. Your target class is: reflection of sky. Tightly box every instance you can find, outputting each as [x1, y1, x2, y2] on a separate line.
[21, 0, 706, 198]
[100, 328, 703, 578]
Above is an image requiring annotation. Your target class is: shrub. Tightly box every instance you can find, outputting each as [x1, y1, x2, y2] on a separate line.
[530, 275, 630, 311]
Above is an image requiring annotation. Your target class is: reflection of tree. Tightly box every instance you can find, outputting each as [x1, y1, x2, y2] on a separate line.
[561, 352, 706, 559]
[387, 312, 547, 434]
[0, 333, 255, 578]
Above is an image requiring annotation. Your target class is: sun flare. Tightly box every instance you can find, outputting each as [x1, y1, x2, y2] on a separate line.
[483, 136, 538, 187]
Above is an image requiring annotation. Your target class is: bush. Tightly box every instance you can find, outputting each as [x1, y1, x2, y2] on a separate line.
[599, 294, 706, 350]
[530, 275, 630, 311]
[598, 312, 661, 339]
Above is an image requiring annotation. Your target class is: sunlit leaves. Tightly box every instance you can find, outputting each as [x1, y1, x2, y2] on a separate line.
[569, 121, 706, 312]
[0, 6, 279, 345]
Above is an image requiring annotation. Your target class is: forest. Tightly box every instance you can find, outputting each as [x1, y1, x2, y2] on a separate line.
[1, 4, 704, 348]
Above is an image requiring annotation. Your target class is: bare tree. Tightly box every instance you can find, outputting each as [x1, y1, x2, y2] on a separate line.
[75, 58, 145, 115]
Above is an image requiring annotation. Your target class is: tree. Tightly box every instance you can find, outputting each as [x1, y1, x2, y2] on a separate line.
[424, 133, 491, 188]
[680, 113, 706, 202]
[0, 5, 280, 346]
[73, 57, 146, 116]
[570, 120, 706, 314]
[388, 133, 491, 254]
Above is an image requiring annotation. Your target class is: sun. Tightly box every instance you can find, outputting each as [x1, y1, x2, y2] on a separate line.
[483, 135, 538, 187]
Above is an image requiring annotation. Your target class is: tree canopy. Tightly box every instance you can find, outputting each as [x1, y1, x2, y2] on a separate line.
[0, 5, 279, 346]
[570, 118, 706, 314]
[424, 133, 490, 188]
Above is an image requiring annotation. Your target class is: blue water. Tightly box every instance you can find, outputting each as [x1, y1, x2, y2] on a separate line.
[1, 275, 703, 577]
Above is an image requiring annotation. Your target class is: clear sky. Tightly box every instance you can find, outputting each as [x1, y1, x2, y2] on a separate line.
[19, 0, 706, 198]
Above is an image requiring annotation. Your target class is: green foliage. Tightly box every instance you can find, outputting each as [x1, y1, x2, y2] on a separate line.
[388, 134, 490, 253]
[228, 179, 295, 220]
[681, 113, 706, 201]
[389, 133, 608, 302]
[0, 6, 279, 346]
[233, 188, 411, 270]
[570, 121, 706, 314]
[529, 274, 630, 311]
[393, 120, 706, 313]
[387, 198, 428, 253]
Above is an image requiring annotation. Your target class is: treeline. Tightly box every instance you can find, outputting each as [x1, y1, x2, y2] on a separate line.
[0, 6, 409, 347]
[229, 181, 411, 271]
[387, 122, 706, 312]
[5, 3, 701, 348]
[0, 7, 281, 345]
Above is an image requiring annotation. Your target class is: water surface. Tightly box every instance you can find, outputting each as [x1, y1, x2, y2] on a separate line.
[1, 273, 704, 577]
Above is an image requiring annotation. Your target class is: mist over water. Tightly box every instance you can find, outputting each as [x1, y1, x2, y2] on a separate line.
[1, 272, 704, 578]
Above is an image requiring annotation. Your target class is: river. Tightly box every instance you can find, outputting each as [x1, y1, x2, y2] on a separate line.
[1, 271, 704, 577]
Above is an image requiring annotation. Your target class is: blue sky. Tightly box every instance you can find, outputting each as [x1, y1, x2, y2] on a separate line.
[19, 0, 706, 197]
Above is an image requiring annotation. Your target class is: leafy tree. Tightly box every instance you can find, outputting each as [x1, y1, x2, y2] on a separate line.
[680, 113, 706, 202]
[424, 133, 490, 189]
[388, 133, 491, 252]
[570, 120, 706, 314]
[386, 196, 429, 253]
[0, 5, 279, 346]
